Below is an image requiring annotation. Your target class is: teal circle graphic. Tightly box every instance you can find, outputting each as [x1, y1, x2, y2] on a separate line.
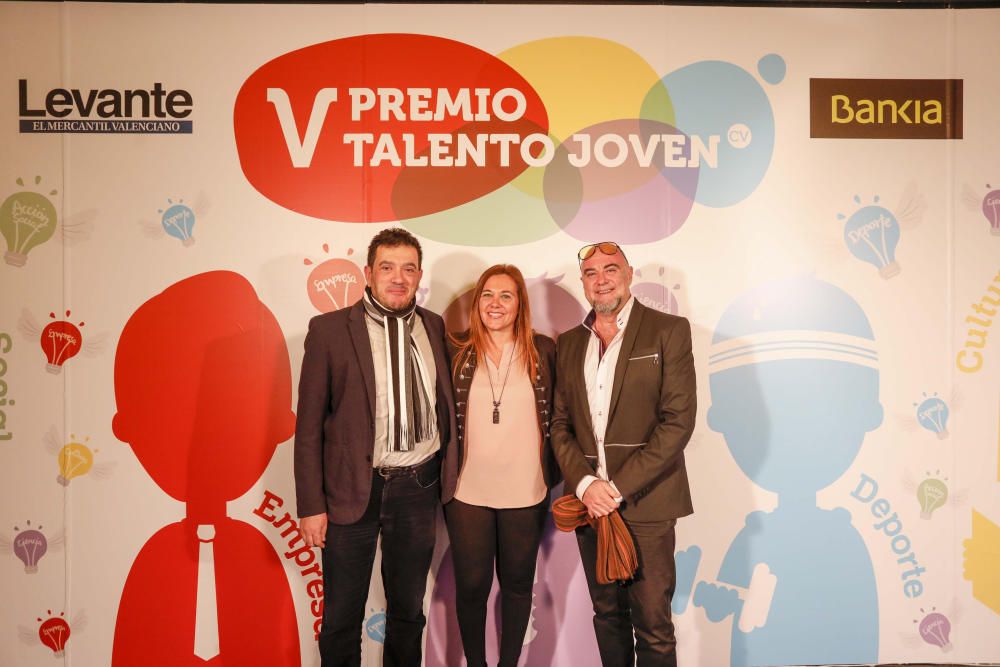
[758, 54, 786, 85]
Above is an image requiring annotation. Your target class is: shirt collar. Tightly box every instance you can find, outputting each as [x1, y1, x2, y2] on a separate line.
[583, 295, 636, 334]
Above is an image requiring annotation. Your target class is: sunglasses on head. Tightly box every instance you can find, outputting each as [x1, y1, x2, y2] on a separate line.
[578, 242, 628, 265]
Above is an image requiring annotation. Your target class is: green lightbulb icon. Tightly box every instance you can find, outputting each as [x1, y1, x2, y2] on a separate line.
[917, 474, 949, 519]
[1, 176, 58, 268]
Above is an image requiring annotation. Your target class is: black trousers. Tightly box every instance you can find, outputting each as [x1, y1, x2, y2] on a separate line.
[577, 519, 678, 667]
[444, 497, 548, 667]
[319, 458, 440, 667]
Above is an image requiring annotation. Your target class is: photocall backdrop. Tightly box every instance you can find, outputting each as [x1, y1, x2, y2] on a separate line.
[1, 3, 998, 665]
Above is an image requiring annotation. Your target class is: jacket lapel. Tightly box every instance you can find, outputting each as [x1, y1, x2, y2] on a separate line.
[607, 301, 645, 423]
[347, 301, 377, 421]
[568, 327, 595, 438]
[417, 306, 451, 400]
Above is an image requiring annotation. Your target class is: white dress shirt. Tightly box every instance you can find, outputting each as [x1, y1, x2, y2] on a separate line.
[575, 296, 636, 502]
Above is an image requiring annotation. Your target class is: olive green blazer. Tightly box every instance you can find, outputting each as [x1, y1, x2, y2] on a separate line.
[551, 301, 696, 523]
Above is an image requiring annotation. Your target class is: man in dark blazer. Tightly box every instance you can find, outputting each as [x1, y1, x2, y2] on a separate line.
[551, 241, 696, 667]
[295, 228, 457, 667]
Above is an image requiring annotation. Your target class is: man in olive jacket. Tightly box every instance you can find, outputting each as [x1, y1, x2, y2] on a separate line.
[551, 241, 696, 667]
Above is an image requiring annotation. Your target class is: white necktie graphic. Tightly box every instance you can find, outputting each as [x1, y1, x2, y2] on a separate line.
[194, 524, 220, 660]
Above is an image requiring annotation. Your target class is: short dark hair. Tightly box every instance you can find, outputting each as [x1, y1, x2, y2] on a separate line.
[366, 228, 423, 269]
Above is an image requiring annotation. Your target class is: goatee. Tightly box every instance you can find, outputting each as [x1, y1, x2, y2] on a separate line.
[593, 297, 622, 315]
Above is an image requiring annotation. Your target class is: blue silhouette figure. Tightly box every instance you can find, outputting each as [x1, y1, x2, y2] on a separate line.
[696, 277, 882, 666]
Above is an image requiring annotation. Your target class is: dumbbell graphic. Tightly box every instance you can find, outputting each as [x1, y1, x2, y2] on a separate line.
[673, 546, 777, 633]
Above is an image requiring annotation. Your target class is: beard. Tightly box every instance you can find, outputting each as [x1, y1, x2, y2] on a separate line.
[593, 296, 623, 315]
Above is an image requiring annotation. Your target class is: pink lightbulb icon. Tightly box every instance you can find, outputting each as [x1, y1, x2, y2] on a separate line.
[982, 186, 1000, 236]
[13, 520, 48, 574]
[918, 609, 952, 652]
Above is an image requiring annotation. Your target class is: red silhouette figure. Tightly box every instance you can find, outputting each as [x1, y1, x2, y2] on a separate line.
[111, 271, 299, 666]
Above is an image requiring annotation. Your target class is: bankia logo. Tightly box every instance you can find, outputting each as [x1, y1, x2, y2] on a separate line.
[810, 78, 962, 139]
[18, 80, 193, 134]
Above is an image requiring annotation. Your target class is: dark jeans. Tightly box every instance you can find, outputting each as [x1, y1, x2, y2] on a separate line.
[577, 520, 678, 667]
[444, 497, 548, 667]
[319, 457, 440, 667]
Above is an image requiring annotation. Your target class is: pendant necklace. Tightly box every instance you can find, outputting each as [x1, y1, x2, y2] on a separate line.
[487, 345, 514, 424]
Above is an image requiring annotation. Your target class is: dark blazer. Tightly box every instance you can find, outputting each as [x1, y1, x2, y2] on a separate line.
[444, 333, 561, 497]
[294, 300, 458, 525]
[550, 301, 696, 524]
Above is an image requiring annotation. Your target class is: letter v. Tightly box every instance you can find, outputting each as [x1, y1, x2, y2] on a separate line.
[267, 88, 338, 168]
[72, 89, 98, 116]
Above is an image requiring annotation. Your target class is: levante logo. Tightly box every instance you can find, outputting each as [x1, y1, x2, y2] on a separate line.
[18, 80, 193, 134]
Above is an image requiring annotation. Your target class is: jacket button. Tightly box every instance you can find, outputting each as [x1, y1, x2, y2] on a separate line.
[365, 455, 372, 463]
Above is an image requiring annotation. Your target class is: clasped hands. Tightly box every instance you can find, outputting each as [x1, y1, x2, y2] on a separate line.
[582, 479, 622, 518]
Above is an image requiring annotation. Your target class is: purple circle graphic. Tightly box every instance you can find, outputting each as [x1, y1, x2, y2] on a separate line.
[544, 119, 698, 243]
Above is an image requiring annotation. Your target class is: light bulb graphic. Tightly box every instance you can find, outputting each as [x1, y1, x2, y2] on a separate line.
[39, 311, 84, 374]
[57, 436, 95, 485]
[13, 520, 48, 573]
[914, 393, 949, 439]
[982, 185, 1000, 236]
[632, 269, 681, 315]
[916, 476, 949, 519]
[365, 608, 386, 643]
[158, 198, 195, 246]
[37, 611, 70, 656]
[304, 245, 365, 313]
[917, 609, 952, 652]
[839, 195, 901, 279]
[0, 176, 58, 268]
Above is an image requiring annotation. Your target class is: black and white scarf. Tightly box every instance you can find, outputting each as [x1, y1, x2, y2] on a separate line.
[362, 287, 437, 452]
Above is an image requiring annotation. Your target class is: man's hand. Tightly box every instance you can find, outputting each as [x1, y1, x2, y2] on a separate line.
[300, 513, 328, 549]
[582, 480, 620, 518]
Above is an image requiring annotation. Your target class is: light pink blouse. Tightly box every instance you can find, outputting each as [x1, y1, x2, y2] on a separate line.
[454, 343, 546, 509]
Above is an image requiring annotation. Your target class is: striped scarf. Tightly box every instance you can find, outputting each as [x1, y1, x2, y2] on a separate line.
[552, 494, 638, 584]
[362, 287, 437, 452]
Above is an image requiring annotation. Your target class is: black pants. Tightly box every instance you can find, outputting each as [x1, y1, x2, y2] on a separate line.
[443, 497, 548, 667]
[577, 520, 678, 667]
[319, 458, 440, 667]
